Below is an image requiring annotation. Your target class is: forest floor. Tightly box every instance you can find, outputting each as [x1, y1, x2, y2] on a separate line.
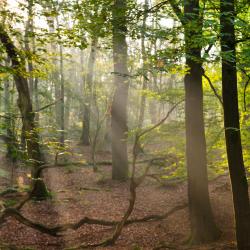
[0, 145, 239, 250]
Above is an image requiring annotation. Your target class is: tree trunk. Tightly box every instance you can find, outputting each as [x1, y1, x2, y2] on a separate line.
[34, 77, 39, 122]
[183, 0, 220, 243]
[24, 0, 34, 101]
[136, 0, 149, 153]
[20, 0, 35, 150]
[54, 69, 61, 126]
[0, 24, 49, 199]
[138, 0, 149, 130]
[104, 113, 112, 152]
[4, 77, 11, 157]
[59, 45, 65, 145]
[25, 0, 40, 123]
[47, 16, 61, 129]
[111, 0, 129, 180]
[220, 1, 250, 249]
[65, 91, 71, 130]
[80, 38, 97, 145]
[4, 66, 18, 161]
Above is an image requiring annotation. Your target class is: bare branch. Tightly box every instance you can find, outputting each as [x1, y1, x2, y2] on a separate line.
[139, 99, 184, 138]
[202, 71, 223, 106]
[34, 98, 63, 113]
[238, 68, 250, 111]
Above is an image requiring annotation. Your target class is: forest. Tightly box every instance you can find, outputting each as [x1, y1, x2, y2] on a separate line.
[0, 0, 249, 249]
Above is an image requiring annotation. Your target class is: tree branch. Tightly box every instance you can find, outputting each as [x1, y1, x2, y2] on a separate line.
[139, 99, 184, 138]
[202, 71, 223, 106]
[135, 0, 184, 25]
[238, 68, 250, 111]
[34, 98, 63, 113]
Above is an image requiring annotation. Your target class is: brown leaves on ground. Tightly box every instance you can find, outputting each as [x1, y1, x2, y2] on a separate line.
[0, 147, 237, 250]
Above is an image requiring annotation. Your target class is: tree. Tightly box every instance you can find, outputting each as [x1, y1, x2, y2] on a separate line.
[0, 24, 49, 199]
[59, 43, 65, 145]
[220, 0, 250, 248]
[80, 38, 98, 145]
[168, 0, 220, 242]
[3, 59, 18, 161]
[138, 0, 149, 130]
[111, 0, 129, 180]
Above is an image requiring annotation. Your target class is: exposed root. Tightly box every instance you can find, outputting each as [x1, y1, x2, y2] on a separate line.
[0, 202, 187, 237]
[1, 208, 59, 237]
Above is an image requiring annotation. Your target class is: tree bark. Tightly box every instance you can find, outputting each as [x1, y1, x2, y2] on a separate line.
[34, 77, 39, 122]
[0, 24, 48, 199]
[183, 0, 220, 243]
[80, 39, 97, 145]
[65, 91, 71, 130]
[47, 16, 61, 129]
[220, 0, 250, 249]
[24, 0, 35, 100]
[103, 113, 112, 152]
[111, 0, 129, 180]
[138, 0, 149, 130]
[59, 44, 65, 145]
[25, 0, 40, 123]
[3, 61, 18, 161]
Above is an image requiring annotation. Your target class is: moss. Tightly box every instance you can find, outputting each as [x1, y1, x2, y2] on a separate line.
[30, 179, 51, 201]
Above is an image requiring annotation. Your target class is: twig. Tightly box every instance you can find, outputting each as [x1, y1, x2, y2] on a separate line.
[204, 43, 214, 56]
[0, 99, 63, 120]
[34, 98, 63, 113]
[202, 71, 223, 106]
[239, 68, 250, 111]
[139, 100, 184, 138]
[243, 78, 250, 112]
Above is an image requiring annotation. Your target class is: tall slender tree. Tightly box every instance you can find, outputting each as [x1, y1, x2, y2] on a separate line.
[111, 0, 129, 180]
[168, 0, 220, 242]
[59, 44, 65, 145]
[220, 0, 250, 249]
[25, 0, 40, 122]
[138, 0, 149, 130]
[80, 38, 98, 145]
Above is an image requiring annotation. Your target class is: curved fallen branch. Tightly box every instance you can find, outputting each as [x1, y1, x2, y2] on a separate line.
[125, 203, 187, 224]
[65, 203, 187, 249]
[0, 202, 187, 237]
[1, 208, 59, 236]
[56, 202, 187, 231]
